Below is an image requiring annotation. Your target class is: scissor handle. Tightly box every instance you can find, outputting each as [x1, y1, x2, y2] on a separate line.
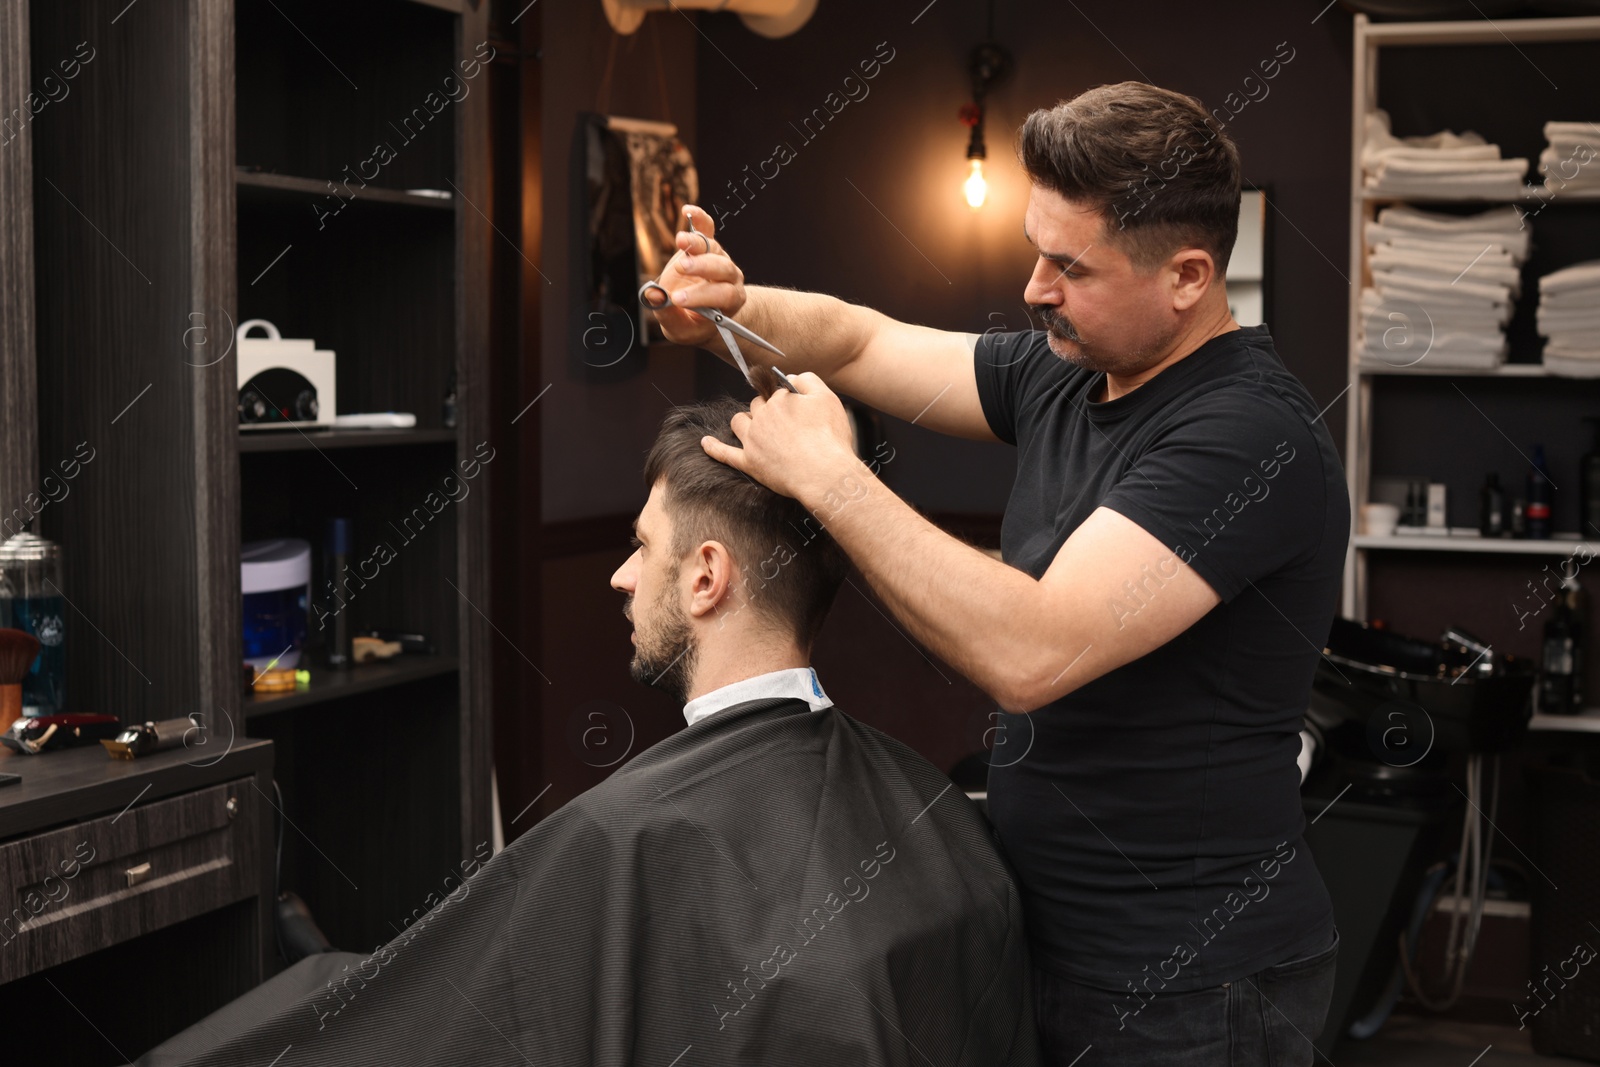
[638, 280, 672, 310]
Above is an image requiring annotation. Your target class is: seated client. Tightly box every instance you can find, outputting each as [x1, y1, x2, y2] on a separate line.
[135, 398, 1039, 1067]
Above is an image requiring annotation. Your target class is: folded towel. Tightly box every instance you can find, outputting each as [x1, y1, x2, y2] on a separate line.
[1377, 204, 1526, 234]
[1366, 176, 1529, 199]
[1547, 343, 1600, 360]
[1374, 270, 1516, 304]
[1538, 147, 1600, 187]
[1372, 157, 1529, 178]
[1363, 292, 1510, 329]
[1540, 260, 1600, 293]
[1544, 120, 1600, 143]
[1364, 226, 1532, 263]
[1370, 252, 1519, 287]
[1362, 111, 1531, 199]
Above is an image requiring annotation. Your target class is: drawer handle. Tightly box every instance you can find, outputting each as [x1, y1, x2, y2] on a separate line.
[125, 862, 152, 888]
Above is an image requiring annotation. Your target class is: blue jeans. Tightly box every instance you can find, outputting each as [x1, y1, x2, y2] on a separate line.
[1033, 928, 1339, 1066]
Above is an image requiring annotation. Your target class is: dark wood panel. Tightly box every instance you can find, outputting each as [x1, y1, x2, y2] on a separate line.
[0, 778, 259, 983]
[0, 1, 38, 524]
[246, 673, 461, 952]
[6, 899, 265, 1066]
[31, 0, 223, 724]
[238, 427, 457, 452]
[455, 0, 495, 873]
[234, 0, 460, 191]
[486, 0, 544, 853]
[0, 738, 273, 841]
[190, 0, 245, 730]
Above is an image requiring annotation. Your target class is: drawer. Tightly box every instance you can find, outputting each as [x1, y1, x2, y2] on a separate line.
[0, 777, 260, 983]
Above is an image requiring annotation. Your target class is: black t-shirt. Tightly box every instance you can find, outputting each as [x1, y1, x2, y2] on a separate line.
[974, 324, 1347, 997]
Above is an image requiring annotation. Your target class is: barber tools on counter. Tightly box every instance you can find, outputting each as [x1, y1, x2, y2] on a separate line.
[101, 716, 199, 759]
[0, 531, 66, 716]
[2, 713, 122, 755]
[237, 319, 337, 429]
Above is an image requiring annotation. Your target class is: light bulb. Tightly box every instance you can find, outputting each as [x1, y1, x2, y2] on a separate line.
[964, 158, 988, 209]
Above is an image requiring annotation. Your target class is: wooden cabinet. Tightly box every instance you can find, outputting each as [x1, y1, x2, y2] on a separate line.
[2, 0, 494, 958]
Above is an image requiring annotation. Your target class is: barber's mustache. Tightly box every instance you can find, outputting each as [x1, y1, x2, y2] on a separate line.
[1032, 305, 1082, 343]
[622, 596, 634, 624]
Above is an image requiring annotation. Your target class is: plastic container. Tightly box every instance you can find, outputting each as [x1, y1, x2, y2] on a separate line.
[242, 538, 311, 671]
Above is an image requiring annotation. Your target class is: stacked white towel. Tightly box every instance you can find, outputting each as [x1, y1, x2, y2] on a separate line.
[1362, 109, 1529, 199]
[1536, 121, 1600, 194]
[1538, 260, 1600, 377]
[1360, 204, 1528, 370]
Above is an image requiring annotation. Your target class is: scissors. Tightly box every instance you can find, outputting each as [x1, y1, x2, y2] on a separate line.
[638, 217, 798, 399]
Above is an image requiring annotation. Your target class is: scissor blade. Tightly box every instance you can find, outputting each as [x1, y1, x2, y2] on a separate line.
[701, 309, 787, 361]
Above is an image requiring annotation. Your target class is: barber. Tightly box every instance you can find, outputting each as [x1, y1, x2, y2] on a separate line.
[651, 81, 1348, 1066]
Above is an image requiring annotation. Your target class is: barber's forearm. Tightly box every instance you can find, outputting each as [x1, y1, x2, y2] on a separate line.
[808, 469, 1063, 712]
[708, 286, 872, 383]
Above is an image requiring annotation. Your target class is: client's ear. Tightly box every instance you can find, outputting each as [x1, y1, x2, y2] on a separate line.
[685, 539, 737, 620]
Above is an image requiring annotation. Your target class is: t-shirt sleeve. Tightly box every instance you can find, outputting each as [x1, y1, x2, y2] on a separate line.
[973, 330, 1065, 446]
[1097, 391, 1327, 603]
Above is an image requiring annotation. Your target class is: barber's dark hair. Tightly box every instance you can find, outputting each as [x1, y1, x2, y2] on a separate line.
[643, 398, 848, 647]
[1017, 81, 1241, 275]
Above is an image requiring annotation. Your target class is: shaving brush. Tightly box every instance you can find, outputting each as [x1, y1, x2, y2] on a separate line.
[0, 628, 42, 750]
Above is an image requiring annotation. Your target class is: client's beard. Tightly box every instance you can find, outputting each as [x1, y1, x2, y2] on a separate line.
[626, 588, 698, 705]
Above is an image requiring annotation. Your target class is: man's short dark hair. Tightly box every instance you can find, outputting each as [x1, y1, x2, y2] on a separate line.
[643, 398, 848, 647]
[1017, 81, 1241, 275]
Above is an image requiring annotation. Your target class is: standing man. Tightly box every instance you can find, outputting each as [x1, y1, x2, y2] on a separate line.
[650, 81, 1348, 1065]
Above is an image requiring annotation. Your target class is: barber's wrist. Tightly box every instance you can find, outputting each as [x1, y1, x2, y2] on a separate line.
[801, 451, 879, 524]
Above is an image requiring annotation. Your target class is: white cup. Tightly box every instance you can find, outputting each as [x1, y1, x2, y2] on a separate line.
[1362, 503, 1400, 536]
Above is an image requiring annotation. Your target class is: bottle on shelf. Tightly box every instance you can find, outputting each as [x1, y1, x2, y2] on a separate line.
[1479, 472, 1506, 537]
[1511, 498, 1528, 539]
[1527, 444, 1553, 540]
[1540, 575, 1586, 715]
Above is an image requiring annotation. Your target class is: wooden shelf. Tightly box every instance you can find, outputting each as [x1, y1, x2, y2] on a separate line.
[1529, 710, 1600, 732]
[1354, 531, 1591, 555]
[1360, 14, 1600, 46]
[1355, 361, 1551, 377]
[237, 170, 455, 210]
[238, 428, 456, 453]
[244, 654, 459, 717]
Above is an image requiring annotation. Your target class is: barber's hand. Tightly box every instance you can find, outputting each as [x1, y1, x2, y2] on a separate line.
[700, 373, 865, 509]
[649, 205, 747, 349]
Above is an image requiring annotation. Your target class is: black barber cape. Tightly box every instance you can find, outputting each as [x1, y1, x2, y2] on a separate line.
[135, 697, 1040, 1066]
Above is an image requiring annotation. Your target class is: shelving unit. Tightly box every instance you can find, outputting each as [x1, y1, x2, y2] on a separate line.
[238, 428, 459, 452]
[1343, 14, 1600, 621]
[1354, 530, 1593, 554]
[245, 653, 461, 717]
[18, 0, 493, 959]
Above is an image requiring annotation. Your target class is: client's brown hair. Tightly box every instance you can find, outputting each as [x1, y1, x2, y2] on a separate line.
[643, 398, 848, 646]
[1017, 81, 1242, 275]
